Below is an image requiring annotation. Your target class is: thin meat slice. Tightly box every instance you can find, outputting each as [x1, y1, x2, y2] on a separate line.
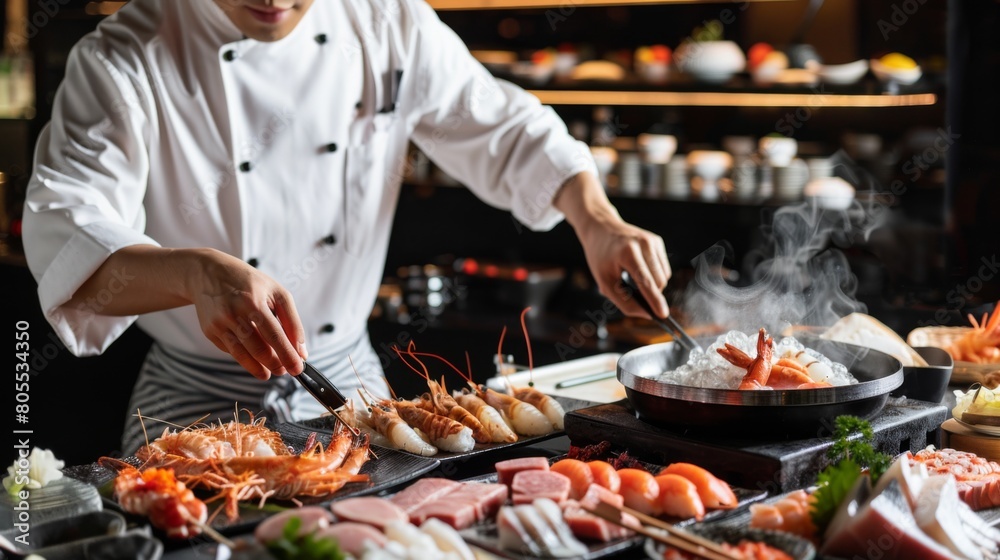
[578, 483, 624, 509]
[409, 499, 478, 530]
[512, 470, 571, 505]
[441, 482, 508, 521]
[389, 478, 461, 514]
[496, 457, 550, 486]
[562, 499, 633, 543]
[315, 522, 387, 557]
[330, 497, 408, 530]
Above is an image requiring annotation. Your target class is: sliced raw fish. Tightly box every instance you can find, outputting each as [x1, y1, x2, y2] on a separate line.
[389, 478, 461, 514]
[329, 497, 408, 530]
[874, 455, 929, 508]
[913, 475, 985, 560]
[420, 517, 475, 560]
[579, 483, 624, 509]
[821, 479, 955, 560]
[496, 457, 550, 486]
[314, 522, 387, 557]
[532, 498, 589, 557]
[562, 500, 622, 543]
[512, 470, 572, 504]
[440, 482, 508, 521]
[498, 505, 544, 556]
[383, 519, 440, 556]
[513, 503, 580, 558]
[958, 479, 1000, 511]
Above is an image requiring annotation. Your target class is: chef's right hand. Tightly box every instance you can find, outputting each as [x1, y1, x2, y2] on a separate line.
[186, 248, 307, 380]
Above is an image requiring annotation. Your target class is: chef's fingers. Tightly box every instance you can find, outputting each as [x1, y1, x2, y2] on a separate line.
[220, 330, 271, 381]
[622, 243, 670, 319]
[273, 290, 308, 362]
[254, 305, 302, 375]
[236, 314, 287, 374]
[642, 234, 670, 292]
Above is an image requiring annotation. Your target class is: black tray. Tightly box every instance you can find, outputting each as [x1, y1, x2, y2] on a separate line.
[453, 453, 768, 559]
[288, 395, 594, 464]
[62, 443, 439, 537]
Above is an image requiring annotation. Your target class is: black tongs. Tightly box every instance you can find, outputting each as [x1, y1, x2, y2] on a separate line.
[294, 361, 356, 431]
[620, 271, 702, 353]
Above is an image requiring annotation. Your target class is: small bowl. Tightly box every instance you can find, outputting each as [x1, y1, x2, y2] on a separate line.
[804, 176, 855, 210]
[870, 58, 922, 85]
[508, 61, 554, 86]
[890, 346, 954, 403]
[675, 40, 746, 84]
[817, 59, 869, 85]
[759, 136, 798, 167]
[645, 524, 816, 560]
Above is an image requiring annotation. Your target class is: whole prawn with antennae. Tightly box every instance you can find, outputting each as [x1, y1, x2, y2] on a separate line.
[498, 307, 566, 429]
[406, 348, 518, 443]
[393, 344, 492, 444]
[347, 356, 439, 456]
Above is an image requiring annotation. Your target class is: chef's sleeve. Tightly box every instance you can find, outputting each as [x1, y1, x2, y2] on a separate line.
[22, 37, 158, 357]
[406, 0, 598, 232]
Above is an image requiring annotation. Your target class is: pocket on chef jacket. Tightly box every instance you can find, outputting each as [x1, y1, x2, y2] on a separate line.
[344, 113, 397, 256]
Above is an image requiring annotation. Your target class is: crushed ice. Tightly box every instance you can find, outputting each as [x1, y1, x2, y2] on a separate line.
[652, 331, 857, 389]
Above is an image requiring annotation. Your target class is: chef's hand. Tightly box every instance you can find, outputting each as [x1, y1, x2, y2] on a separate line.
[553, 172, 671, 319]
[187, 248, 307, 380]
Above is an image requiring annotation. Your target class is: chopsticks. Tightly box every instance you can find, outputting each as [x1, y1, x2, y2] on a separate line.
[583, 500, 740, 560]
[554, 370, 616, 389]
[619, 271, 702, 354]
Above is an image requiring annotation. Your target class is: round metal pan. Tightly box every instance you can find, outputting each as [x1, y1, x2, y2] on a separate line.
[617, 335, 904, 437]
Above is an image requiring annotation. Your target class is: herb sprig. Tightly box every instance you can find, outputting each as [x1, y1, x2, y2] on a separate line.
[265, 517, 346, 560]
[809, 416, 893, 532]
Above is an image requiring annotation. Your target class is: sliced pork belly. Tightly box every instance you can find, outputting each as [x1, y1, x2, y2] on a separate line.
[821, 479, 955, 560]
[496, 457, 550, 486]
[388, 478, 461, 514]
[512, 470, 571, 505]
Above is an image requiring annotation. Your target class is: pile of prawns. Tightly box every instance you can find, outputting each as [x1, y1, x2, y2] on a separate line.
[340, 308, 565, 456]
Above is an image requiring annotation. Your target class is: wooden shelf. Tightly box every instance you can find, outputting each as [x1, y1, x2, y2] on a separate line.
[429, 0, 789, 9]
[527, 89, 937, 108]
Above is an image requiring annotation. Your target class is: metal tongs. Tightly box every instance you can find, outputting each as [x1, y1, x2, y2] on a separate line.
[620, 271, 702, 354]
[294, 361, 357, 433]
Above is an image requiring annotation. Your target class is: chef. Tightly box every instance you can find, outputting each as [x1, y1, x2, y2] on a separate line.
[23, 0, 671, 454]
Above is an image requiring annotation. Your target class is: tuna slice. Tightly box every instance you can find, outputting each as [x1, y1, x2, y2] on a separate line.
[441, 482, 508, 521]
[314, 522, 387, 557]
[562, 499, 633, 543]
[512, 470, 572, 505]
[408, 499, 478, 530]
[496, 457, 550, 486]
[821, 479, 956, 560]
[329, 497, 408, 530]
[958, 478, 1000, 511]
[389, 478, 461, 514]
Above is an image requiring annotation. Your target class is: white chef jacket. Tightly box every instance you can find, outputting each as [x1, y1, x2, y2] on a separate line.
[24, 0, 597, 361]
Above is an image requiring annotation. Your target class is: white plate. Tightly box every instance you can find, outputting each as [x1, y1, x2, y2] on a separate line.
[485, 353, 624, 403]
[955, 417, 1000, 437]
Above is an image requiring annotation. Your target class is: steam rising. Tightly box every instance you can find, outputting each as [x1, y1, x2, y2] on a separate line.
[681, 201, 885, 335]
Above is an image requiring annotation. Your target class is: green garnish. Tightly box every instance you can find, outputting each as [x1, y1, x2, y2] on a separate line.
[266, 517, 346, 560]
[809, 416, 894, 533]
[691, 20, 724, 42]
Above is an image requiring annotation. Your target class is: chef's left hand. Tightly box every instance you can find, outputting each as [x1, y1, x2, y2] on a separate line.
[553, 172, 671, 319]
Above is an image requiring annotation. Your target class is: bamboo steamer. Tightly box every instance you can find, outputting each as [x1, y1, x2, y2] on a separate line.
[908, 326, 1000, 386]
[942, 418, 1000, 462]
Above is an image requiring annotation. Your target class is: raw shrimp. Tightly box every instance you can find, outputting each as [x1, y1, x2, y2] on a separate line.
[392, 399, 475, 453]
[395, 345, 491, 444]
[453, 390, 518, 443]
[364, 398, 439, 457]
[947, 301, 1000, 363]
[402, 347, 520, 445]
[658, 463, 737, 510]
[654, 474, 705, 521]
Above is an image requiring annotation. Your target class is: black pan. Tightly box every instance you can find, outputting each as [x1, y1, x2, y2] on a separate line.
[617, 335, 904, 438]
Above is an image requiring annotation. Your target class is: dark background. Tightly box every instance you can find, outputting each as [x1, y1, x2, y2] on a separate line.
[3, 0, 997, 466]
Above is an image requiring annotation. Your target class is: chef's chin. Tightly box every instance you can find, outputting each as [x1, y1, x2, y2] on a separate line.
[213, 0, 315, 43]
